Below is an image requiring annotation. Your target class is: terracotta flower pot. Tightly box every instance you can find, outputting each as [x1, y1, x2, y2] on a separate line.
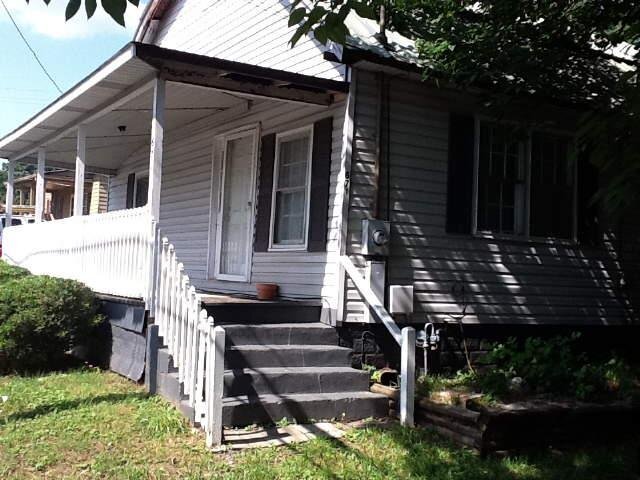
[256, 283, 278, 301]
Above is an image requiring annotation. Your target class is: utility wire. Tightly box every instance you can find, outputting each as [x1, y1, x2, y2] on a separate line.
[0, 0, 63, 94]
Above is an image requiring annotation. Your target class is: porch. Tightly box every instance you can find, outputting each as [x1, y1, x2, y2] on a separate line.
[0, 42, 347, 305]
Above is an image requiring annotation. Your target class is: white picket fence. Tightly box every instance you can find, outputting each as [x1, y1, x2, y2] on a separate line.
[2, 209, 226, 447]
[153, 237, 225, 447]
[3, 207, 153, 298]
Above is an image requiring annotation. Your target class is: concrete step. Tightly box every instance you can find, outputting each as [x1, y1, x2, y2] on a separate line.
[178, 399, 196, 424]
[225, 345, 352, 369]
[203, 302, 321, 324]
[157, 371, 185, 404]
[222, 391, 389, 427]
[224, 323, 338, 346]
[156, 347, 177, 374]
[224, 367, 370, 396]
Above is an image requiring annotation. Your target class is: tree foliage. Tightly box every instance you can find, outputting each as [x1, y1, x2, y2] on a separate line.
[290, 1, 640, 217]
[34, 0, 640, 215]
[30, 0, 140, 26]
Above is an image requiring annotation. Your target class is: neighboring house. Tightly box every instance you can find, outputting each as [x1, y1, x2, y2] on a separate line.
[9, 170, 108, 219]
[0, 0, 637, 443]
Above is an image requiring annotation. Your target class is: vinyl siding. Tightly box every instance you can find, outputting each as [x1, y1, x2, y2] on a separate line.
[109, 98, 346, 317]
[345, 70, 638, 325]
[151, 0, 346, 81]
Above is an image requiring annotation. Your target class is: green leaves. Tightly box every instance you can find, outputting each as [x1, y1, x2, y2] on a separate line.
[85, 0, 97, 19]
[101, 0, 127, 26]
[35, 0, 139, 26]
[64, 0, 81, 20]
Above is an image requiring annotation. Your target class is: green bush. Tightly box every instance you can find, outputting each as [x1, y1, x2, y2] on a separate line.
[0, 274, 103, 373]
[477, 334, 638, 401]
[0, 260, 29, 286]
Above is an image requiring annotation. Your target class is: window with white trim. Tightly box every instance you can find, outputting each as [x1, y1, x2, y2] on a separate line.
[270, 127, 312, 248]
[476, 122, 574, 239]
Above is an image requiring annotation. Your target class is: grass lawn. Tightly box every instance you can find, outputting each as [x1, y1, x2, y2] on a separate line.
[0, 369, 638, 480]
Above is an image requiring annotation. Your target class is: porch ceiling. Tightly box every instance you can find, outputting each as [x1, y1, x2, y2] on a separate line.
[0, 42, 348, 171]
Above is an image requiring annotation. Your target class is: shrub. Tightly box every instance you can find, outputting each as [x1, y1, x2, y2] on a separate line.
[477, 334, 638, 401]
[0, 260, 29, 286]
[0, 275, 103, 373]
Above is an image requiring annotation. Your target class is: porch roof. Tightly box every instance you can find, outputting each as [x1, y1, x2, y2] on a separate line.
[0, 42, 348, 169]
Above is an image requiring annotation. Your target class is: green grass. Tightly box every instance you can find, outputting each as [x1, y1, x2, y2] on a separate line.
[0, 369, 638, 479]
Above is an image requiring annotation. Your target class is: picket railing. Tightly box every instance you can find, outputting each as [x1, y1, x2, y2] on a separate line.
[3, 207, 153, 299]
[3, 211, 226, 447]
[153, 237, 225, 447]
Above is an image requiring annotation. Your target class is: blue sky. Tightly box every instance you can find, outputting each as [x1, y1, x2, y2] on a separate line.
[0, 1, 145, 140]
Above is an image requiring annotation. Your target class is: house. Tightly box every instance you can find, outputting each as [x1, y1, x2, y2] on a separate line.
[7, 170, 108, 219]
[0, 0, 637, 445]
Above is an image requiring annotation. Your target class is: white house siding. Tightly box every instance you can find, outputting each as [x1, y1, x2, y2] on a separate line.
[345, 70, 636, 325]
[109, 96, 346, 316]
[151, 0, 346, 81]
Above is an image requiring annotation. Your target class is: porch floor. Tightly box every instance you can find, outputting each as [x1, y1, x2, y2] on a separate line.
[198, 292, 321, 307]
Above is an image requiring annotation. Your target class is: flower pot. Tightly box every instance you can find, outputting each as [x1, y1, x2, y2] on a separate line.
[256, 283, 278, 301]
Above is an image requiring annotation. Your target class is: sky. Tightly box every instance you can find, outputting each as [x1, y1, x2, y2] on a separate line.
[0, 0, 145, 141]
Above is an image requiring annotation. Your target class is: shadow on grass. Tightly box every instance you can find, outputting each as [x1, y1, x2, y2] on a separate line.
[0, 391, 149, 424]
[285, 422, 640, 480]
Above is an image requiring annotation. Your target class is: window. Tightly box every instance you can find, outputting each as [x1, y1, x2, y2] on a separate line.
[530, 134, 574, 238]
[270, 127, 313, 249]
[477, 124, 526, 235]
[134, 176, 148, 208]
[475, 121, 574, 239]
[1, 218, 22, 228]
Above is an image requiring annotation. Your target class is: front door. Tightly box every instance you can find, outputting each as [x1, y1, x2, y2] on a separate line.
[214, 128, 258, 281]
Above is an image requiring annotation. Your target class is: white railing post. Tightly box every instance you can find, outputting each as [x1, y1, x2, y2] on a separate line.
[5, 160, 14, 226]
[400, 326, 416, 428]
[35, 148, 45, 222]
[148, 77, 165, 222]
[195, 309, 208, 420]
[74, 125, 86, 216]
[206, 324, 226, 448]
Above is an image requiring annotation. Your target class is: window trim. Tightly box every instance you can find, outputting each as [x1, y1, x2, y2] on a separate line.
[472, 116, 578, 241]
[268, 125, 314, 252]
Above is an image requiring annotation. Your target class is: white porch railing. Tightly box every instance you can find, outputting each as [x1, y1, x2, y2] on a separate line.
[2, 212, 226, 447]
[154, 237, 225, 447]
[340, 255, 416, 427]
[3, 207, 154, 299]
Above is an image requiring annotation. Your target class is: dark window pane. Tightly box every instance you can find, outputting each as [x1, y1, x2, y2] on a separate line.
[477, 123, 524, 234]
[135, 178, 149, 208]
[530, 134, 573, 238]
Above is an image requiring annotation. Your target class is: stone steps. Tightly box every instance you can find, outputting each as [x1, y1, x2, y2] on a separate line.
[224, 367, 370, 396]
[225, 344, 353, 369]
[224, 322, 338, 346]
[152, 310, 387, 429]
[222, 391, 389, 427]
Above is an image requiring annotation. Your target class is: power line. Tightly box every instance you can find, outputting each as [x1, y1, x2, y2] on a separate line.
[0, 0, 63, 94]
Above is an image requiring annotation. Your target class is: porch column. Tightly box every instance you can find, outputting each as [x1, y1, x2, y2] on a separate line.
[5, 160, 14, 225]
[35, 148, 45, 222]
[147, 77, 165, 222]
[73, 125, 86, 216]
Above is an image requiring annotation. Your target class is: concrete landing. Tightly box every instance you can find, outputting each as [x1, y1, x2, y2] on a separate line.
[216, 422, 346, 451]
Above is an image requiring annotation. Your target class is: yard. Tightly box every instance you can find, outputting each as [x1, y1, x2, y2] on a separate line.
[0, 369, 638, 479]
